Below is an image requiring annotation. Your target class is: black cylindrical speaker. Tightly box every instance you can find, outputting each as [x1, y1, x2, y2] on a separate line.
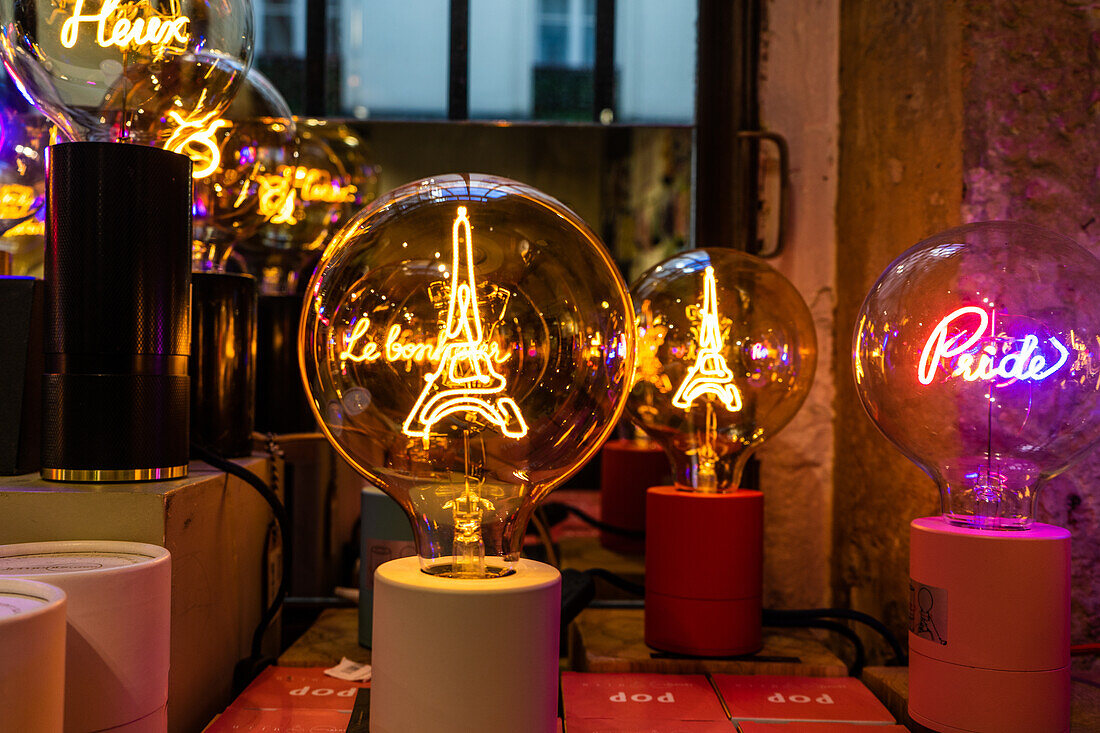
[190, 271, 257, 458]
[42, 142, 192, 481]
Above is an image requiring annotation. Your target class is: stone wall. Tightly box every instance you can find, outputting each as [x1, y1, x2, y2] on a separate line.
[962, 0, 1100, 673]
[834, 0, 964, 652]
[757, 0, 841, 610]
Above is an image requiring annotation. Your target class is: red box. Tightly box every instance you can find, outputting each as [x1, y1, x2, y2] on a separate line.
[711, 675, 894, 724]
[203, 707, 351, 732]
[566, 721, 734, 733]
[232, 666, 368, 712]
[561, 672, 726, 722]
[737, 724, 908, 732]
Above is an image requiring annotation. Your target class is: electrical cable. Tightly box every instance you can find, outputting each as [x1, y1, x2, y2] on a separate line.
[568, 566, 892, 675]
[764, 608, 907, 665]
[763, 613, 868, 677]
[540, 500, 644, 539]
[585, 568, 645, 597]
[191, 442, 289, 687]
[530, 508, 560, 568]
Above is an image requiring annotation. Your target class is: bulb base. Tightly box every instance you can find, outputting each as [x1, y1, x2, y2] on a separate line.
[599, 439, 669, 553]
[644, 486, 763, 656]
[908, 516, 1070, 733]
[370, 556, 561, 733]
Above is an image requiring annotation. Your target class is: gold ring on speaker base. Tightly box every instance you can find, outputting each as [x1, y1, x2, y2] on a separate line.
[40, 465, 189, 483]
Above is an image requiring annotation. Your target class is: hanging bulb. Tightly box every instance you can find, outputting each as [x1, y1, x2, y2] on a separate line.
[854, 221, 1100, 529]
[627, 247, 817, 492]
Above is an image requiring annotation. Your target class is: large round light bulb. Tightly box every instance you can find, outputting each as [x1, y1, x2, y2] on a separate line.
[189, 67, 295, 272]
[300, 174, 634, 578]
[854, 221, 1100, 529]
[627, 248, 817, 491]
[0, 0, 253, 144]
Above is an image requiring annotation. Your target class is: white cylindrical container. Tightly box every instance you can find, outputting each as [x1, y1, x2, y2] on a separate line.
[370, 556, 561, 733]
[0, 541, 171, 733]
[0, 578, 67, 733]
[909, 518, 1070, 733]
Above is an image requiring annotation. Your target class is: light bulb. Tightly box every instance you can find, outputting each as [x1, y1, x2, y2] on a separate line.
[295, 117, 380, 226]
[189, 67, 295, 272]
[0, 84, 52, 235]
[854, 220, 1100, 529]
[0, 0, 253, 144]
[299, 173, 634, 578]
[237, 128, 351, 294]
[627, 248, 817, 491]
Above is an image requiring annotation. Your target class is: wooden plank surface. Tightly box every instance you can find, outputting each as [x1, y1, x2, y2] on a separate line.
[279, 608, 371, 668]
[570, 607, 848, 676]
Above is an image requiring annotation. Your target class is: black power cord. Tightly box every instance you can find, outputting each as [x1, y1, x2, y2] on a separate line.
[572, 566, 902, 677]
[764, 608, 907, 666]
[539, 501, 644, 540]
[190, 443, 290, 691]
[762, 612, 868, 677]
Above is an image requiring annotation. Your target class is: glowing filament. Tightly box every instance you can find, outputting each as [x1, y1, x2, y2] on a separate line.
[672, 266, 743, 412]
[165, 111, 230, 179]
[257, 167, 355, 224]
[403, 207, 528, 442]
[918, 306, 1070, 385]
[60, 0, 190, 56]
[258, 172, 297, 224]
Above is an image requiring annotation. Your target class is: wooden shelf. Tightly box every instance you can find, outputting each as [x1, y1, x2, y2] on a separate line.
[569, 606, 849, 676]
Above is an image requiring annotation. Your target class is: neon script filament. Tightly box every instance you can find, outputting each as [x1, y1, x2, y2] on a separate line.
[60, 0, 190, 56]
[918, 306, 1070, 385]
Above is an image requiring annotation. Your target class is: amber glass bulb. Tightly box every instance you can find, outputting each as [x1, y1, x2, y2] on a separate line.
[300, 174, 634, 577]
[627, 248, 816, 492]
[0, 0, 253, 144]
[295, 117, 380, 226]
[237, 129, 350, 294]
[189, 67, 295, 272]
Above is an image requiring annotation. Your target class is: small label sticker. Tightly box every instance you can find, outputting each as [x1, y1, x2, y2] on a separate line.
[324, 657, 372, 682]
[909, 578, 948, 646]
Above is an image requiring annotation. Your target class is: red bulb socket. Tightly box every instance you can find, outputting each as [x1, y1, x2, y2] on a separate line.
[644, 486, 763, 656]
[599, 440, 669, 554]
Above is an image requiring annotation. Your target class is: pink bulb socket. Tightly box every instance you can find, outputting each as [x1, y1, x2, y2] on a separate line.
[908, 517, 1069, 732]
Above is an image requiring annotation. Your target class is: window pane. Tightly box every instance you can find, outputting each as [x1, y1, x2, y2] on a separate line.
[614, 0, 696, 123]
[538, 25, 569, 65]
[263, 16, 294, 54]
[336, 0, 450, 119]
[253, 0, 306, 113]
[469, 0, 695, 124]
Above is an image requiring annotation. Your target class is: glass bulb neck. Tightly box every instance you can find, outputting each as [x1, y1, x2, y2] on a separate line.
[446, 486, 493, 578]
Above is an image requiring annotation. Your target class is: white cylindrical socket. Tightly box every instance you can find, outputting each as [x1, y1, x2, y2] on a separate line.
[0, 541, 171, 733]
[0, 578, 67, 733]
[370, 556, 561, 733]
[909, 517, 1070, 733]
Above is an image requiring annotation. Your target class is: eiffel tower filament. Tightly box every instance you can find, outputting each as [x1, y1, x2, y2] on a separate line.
[671, 266, 743, 412]
[402, 206, 529, 443]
